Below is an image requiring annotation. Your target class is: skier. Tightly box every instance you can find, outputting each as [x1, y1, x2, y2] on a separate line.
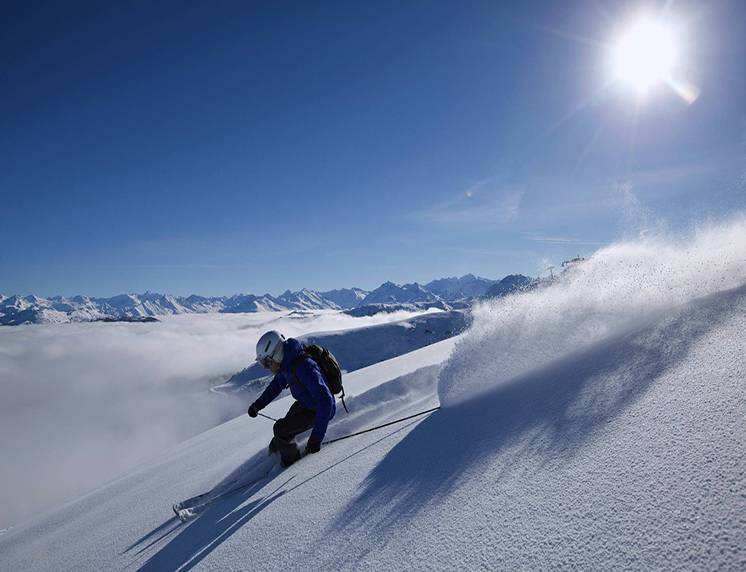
[247, 330, 336, 467]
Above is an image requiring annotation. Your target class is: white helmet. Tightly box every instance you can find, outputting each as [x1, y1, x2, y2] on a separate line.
[256, 330, 285, 364]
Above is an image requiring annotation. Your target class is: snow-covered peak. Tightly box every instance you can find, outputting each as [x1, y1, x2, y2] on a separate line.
[425, 274, 497, 300]
[0, 274, 496, 326]
[70, 295, 92, 304]
[483, 274, 535, 298]
[276, 289, 340, 311]
[23, 295, 46, 304]
[319, 287, 368, 309]
[2, 294, 30, 309]
[221, 293, 287, 313]
[361, 281, 443, 305]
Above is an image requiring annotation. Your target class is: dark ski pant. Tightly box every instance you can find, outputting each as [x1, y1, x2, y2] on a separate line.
[272, 401, 316, 465]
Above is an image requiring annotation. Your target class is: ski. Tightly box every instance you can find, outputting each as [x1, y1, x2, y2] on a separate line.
[172, 455, 282, 522]
[172, 477, 264, 522]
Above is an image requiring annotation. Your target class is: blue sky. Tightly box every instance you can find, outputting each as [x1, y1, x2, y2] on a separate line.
[1, 0, 744, 297]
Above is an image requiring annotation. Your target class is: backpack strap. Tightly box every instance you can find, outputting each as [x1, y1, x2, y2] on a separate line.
[289, 352, 307, 390]
[340, 389, 349, 414]
[291, 351, 348, 413]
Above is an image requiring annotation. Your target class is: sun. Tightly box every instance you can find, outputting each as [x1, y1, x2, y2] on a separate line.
[611, 16, 678, 95]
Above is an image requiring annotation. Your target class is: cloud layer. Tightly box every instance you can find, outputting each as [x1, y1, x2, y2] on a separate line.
[0, 309, 423, 528]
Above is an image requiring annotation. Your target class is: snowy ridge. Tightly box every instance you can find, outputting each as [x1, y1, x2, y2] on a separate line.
[0, 275, 510, 325]
[425, 273, 497, 299]
[276, 288, 340, 310]
[0, 289, 356, 325]
[483, 273, 537, 298]
[360, 281, 444, 305]
[318, 287, 368, 309]
[343, 300, 454, 317]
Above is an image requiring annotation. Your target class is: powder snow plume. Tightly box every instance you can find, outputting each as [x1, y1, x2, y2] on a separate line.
[438, 215, 746, 405]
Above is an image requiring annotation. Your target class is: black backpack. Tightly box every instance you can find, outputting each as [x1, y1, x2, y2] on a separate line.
[291, 344, 348, 413]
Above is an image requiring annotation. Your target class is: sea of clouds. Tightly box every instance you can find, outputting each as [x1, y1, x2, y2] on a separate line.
[0, 309, 427, 528]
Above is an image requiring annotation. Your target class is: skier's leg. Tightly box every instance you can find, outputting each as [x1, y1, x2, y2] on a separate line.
[273, 401, 316, 466]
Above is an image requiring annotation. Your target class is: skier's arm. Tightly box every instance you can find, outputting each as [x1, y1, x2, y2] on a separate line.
[253, 373, 287, 411]
[297, 360, 335, 442]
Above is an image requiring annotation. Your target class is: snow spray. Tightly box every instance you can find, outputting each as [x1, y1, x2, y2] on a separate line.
[438, 215, 746, 406]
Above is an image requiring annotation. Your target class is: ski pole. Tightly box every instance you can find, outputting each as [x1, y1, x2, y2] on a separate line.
[258, 406, 440, 441]
[322, 406, 440, 445]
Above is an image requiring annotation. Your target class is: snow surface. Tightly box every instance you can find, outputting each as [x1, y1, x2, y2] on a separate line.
[1, 219, 744, 570]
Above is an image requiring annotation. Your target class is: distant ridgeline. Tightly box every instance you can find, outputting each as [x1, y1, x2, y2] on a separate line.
[0, 273, 538, 325]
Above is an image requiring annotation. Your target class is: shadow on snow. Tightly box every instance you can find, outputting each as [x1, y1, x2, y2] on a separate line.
[132, 475, 292, 571]
[330, 285, 744, 538]
[127, 422, 420, 571]
[127, 285, 743, 569]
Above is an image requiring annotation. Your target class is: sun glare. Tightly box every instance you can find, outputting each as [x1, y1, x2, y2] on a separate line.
[611, 17, 678, 95]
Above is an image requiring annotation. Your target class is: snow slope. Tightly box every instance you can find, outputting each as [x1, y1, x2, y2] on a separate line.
[2, 283, 744, 570]
[2, 220, 744, 570]
[0, 337, 459, 570]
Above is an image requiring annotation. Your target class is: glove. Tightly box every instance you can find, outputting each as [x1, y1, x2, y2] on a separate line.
[305, 436, 322, 455]
[247, 404, 259, 418]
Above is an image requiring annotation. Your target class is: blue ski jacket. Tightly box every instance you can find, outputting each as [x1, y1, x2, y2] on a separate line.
[254, 338, 336, 441]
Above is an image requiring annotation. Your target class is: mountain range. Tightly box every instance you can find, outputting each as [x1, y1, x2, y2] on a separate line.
[0, 273, 533, 325]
